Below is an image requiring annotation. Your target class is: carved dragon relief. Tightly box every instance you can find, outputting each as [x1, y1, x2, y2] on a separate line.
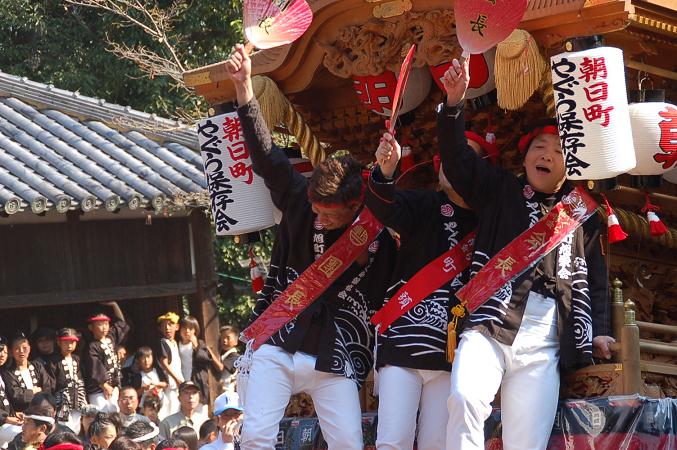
[320, 9, 461, 78]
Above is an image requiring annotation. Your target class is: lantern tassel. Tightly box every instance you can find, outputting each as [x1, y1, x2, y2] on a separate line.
[249, 248, 265, 294]
[601, 194, 628, 244]
[495, 29, 546, 111]
[642, 194, 669, 237]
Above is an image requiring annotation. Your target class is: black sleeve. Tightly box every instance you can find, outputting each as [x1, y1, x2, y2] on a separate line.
[84, 343, 108, 391]
[222, 352, 239, 375]
[365, 231, 398, 315]
[365, 166, 438, 239]
[110, 320, 131, 347]
[193, 340, 211, 368]
[585, 214, 611, 337]
[2, 368, 33, 411]
[35, 361, 54, 394]
[237, 97, 309, 212]
[437, 101, 506, 211]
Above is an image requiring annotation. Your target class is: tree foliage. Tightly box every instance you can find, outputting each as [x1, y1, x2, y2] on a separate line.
[0, 0, 270, 328]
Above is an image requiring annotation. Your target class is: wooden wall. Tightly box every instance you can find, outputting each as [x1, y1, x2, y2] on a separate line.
[0, 216, 193, 295]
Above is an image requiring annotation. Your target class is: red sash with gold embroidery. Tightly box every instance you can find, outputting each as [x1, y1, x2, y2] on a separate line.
[371, 231, 476, 333]
[456, 186, 598, 312]
[241, 208, 384, 350]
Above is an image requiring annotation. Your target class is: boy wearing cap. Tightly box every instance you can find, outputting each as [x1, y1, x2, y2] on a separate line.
[200, 393, 242, 450]
[158, 382, 207, 440]
[365, 128, 496, 449]
[439, 58, 616, 449]
[156, 312, 183, 420]
[50, 328, 86, 434]
[83, 301, 129, 413]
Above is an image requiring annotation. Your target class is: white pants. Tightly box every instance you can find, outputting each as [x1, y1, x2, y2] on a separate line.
[59, 410, 82, 434]
[159, 387, 180, 420]
[240, 344, 363, 450]
[0, 424, 21, 448]
[376, 366, 449, 450]
[89, 387, 120, 413]
[447, 291, 560, 450]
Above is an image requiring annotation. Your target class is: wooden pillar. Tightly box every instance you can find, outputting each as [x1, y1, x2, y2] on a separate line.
[620, 299, 641, 395]
[188, 211, 221, 411]
[611, 279, 625, 363]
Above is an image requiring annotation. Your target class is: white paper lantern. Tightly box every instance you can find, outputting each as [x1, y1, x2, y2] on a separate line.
[550, 47, 636, 180]
[197, 112, 275, 235]
[628, 102, 677, 175]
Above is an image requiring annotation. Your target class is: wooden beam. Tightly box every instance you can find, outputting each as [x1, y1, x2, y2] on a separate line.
[640, 361, 677, 377]
[188, 210, 221, 411]
[0, 281, 197, 309]
[637, 321, 677, 336]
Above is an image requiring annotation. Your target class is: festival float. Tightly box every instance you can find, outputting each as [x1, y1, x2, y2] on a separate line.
[184, 0, 677, 447]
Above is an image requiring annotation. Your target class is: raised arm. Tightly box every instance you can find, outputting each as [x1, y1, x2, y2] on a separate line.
[438, 58, 504, 211]
[226, 43, 306, 211]
[366, 133, 437, 238]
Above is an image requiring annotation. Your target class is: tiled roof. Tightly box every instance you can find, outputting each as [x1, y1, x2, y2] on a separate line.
[0, 71, 206, 216]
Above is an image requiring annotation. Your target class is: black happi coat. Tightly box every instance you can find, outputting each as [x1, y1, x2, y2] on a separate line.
[122, 360, 168, 391]
[366, 167, 477, 371]
[438, 101, 610, 372]
[48, 355, 87, 421]
[1, 360, 54, 412]
[238, 98, 397, 387]
[83, 320, 130, 395]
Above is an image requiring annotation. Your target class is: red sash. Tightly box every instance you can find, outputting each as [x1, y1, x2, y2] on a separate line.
[371, 231, 476, 333]
[456, 186, 598, 312]
[241, 208, 384, 350]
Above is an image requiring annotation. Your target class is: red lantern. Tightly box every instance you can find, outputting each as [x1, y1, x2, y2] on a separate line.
[352, 67, 431, 117]
[430, 48, 496, 99]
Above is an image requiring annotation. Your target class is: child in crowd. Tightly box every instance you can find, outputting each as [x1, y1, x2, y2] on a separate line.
[0, 336, 23, 448]
[217, 327, 239, 394]
[83, 302, 130, 413]
[122, 347, 167, 419]
[177, 317, 220, 416]
[140, 396, 160, 426]
[1, 332, 53, 413]
[88, 413, 118, 450]
[50, 328, 87, 434]
[156, 313, 182, 420]
[30, 329, 58, 367]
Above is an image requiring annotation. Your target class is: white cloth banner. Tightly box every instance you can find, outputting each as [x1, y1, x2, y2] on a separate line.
[197, 112, 275, 235]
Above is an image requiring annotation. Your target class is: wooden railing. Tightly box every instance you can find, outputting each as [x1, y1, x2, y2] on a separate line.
[609, 279, 677, 395]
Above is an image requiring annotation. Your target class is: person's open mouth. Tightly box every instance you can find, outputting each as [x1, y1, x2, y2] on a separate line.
[535, 165, 551, 174]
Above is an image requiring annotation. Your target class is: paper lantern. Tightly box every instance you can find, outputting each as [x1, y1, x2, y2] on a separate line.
[244, 0, 313, 50]
[352, 67, 431, 117]
[628, 103, 677, 175]
[430, 48, 496, 99]
[197, 112, 276, 235]
[454, 0, 527, 56]
[550, 47, 636, 180]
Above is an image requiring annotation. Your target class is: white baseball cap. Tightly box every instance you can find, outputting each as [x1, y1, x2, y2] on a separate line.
[213, 392, 243, 416]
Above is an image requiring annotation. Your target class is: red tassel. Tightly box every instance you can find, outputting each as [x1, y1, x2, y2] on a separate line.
[642, 194, 669, 237]
[249, 249, 264, 294]
[400, 146, 415, 172]
[601, 194, 628, 244]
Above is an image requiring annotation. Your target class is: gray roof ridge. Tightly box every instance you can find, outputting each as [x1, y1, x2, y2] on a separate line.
[0, 70, 198, 150]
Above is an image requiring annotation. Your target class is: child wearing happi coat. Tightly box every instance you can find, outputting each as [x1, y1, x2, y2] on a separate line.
[83, 301, 130, 413]
[156, 312, 183, 420]
[1, 332, 54, 413]
[50, 328, 87, 434]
